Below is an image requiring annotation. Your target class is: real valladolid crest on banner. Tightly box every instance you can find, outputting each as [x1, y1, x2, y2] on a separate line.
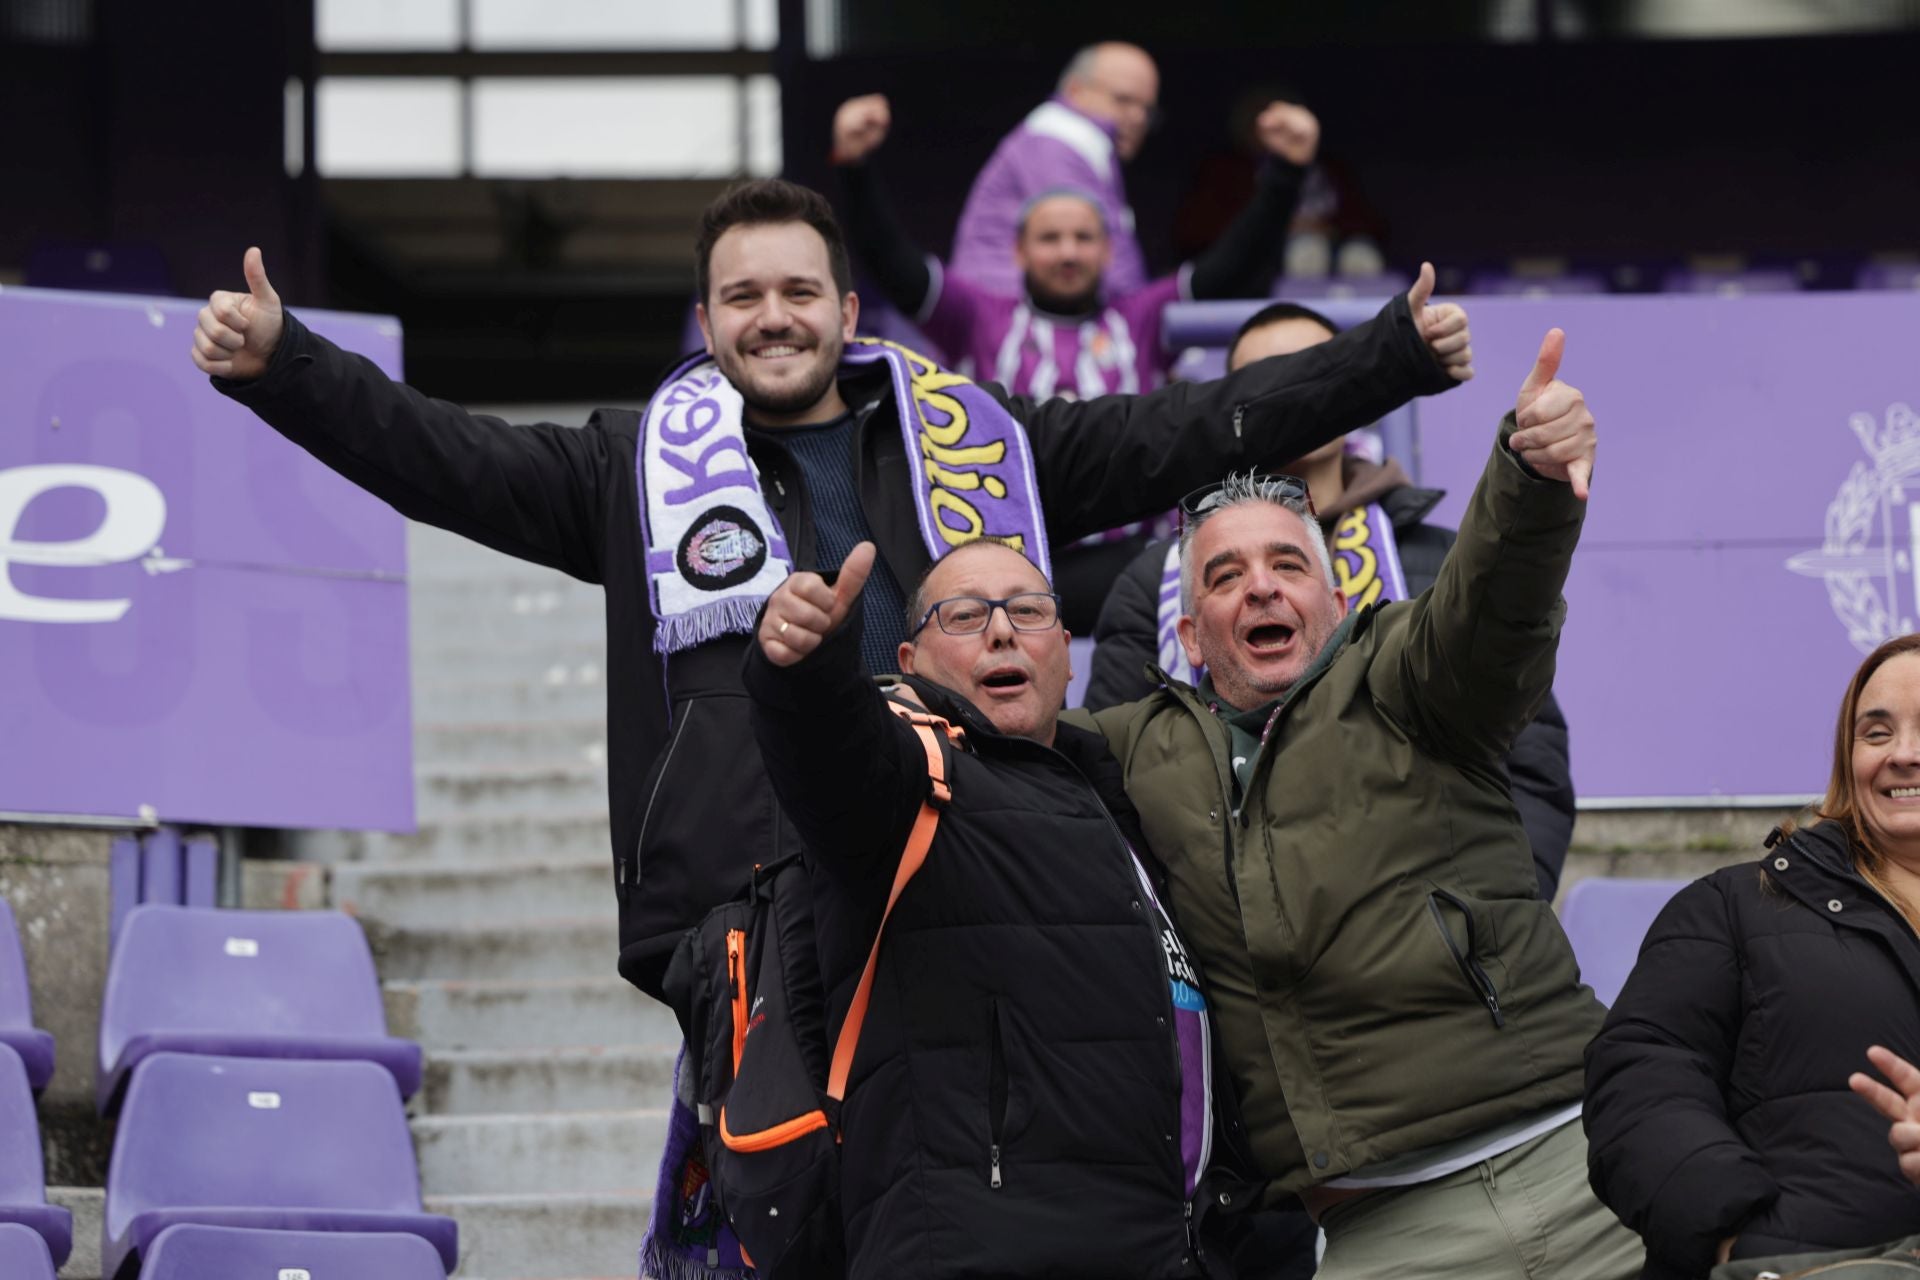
[1790, 403, 1920, 654]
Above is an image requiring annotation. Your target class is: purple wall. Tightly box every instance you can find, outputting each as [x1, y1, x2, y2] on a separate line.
[0, 287, 413, 831]
[1412, 292, 1920, 802]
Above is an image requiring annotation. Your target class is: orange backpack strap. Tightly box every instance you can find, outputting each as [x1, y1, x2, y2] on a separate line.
[825, 703, 960, 1103]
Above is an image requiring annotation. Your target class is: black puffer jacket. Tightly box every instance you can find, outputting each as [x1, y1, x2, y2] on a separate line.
[1083, 467, 1575, 899]
[742, 607, 1205, 1280]
[1585, 820, 1920, 1280]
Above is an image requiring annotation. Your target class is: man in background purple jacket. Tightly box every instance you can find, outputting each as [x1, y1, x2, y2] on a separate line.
[951, 42, 1157, 294]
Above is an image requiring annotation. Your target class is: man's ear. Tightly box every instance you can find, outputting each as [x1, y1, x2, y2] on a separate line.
[897, 639, 917, 674]
[1176, 614, 1203, 670]
[841, 289, 860, 343]
[1331, 587, 1349, 620]
[695, 302, 715, 356]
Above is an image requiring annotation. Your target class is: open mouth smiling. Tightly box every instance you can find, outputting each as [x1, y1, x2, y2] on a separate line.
[978, 667, 1032, 698]
[1243, 623, 1296, 656]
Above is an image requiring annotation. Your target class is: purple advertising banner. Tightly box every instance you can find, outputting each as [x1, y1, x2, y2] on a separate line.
[1411, 292, 1920, 802]
[0, 286, 413, 830]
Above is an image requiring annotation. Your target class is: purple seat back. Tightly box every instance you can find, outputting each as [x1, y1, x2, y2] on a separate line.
[1465, 272, 1608, 297]
[0, 1045, 72, 1265]
[99, 906, 418, 1110]
[1272, 272, 1410, 300]
[143, 1223, 446, 1279]
[106, 1054, 426, 1239]
[0, 900, 53, 1092]
[1558, 877, 1688, 1007]
[1857, 263, 1920, 291]
[0, 1222, 56, 1280]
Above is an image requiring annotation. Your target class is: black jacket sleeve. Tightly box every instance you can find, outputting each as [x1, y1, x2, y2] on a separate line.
[837, 160, 937, 321]
[1002, 293, 1454, 544]
[1186, 160, 1306, 301]
[212, 311, 611, 582]
[741, 597, 930, 878]
[1584, 877, 1780, 1275]
[1085, 537, 1172, 711]
[1510, 691, 1575, 899]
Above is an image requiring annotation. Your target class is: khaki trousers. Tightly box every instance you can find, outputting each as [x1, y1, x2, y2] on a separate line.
[1313, 1120, 1644, 1280]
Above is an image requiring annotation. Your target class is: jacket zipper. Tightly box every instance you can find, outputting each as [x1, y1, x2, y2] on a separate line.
[627, 704, 693, 888]
[988, 999, 1007, 1189]
[1426, 889, 1505, 1027]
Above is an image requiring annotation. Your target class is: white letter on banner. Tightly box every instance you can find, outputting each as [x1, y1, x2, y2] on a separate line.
[0, 464, 167, 624]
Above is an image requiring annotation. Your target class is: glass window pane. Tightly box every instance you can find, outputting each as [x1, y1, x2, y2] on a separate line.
[471, 0, 738, 48]
[316, 0, 461, 50]
[471, 78, 740, 178]
[744, 0, 778, 50]
[316, 78, 464, 177]
[745, 75, 781, 177]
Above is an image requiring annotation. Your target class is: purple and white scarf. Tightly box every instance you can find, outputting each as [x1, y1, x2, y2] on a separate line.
[1156, 503, 1409, 686]
[639, 339, 1050, 654]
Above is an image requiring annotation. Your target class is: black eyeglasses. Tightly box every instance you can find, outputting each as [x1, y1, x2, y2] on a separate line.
[911, 592, 1063, 638]
[1177, 472, 1314, 526]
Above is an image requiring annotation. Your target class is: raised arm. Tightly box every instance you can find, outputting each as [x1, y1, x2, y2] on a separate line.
[1009, 274, 1466, 543]
[1370, 329, 1593, 765]
[1585, 879, 1779, 1274]
[1186, 102, 1317, 301]
[833, 95, 942, 323]
[195, 248, 610, 581]
[743, 542, 929, 873]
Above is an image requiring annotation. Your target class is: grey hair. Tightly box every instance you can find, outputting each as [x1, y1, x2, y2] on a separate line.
[1177, 472, 1334, 612]
[1057, 45, 1100, 93]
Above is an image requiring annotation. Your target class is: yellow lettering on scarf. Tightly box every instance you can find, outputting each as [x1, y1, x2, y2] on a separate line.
[857, 337, 1025, 553]
[1332, 508, 1384, 609]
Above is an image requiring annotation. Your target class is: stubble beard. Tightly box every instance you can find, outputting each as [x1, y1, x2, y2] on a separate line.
[721, 333, 844, 420]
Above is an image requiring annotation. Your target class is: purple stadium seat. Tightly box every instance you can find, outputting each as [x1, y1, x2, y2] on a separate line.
[102, 1053, 457, 1280]
[0, 1045, 72, 1266]
[24, 241, 174, 296]
[1857, 263, 1920, 291]
[1558, 877, 1688, 1008]
[142, 1223, 447, 1279]
[0, 900, 55, 1093]
[1272, 272, 1410, 300]
[0, 1222, 57, 1280]
[1066, 636, 1096, 709]
[97, 906, 422, 1114]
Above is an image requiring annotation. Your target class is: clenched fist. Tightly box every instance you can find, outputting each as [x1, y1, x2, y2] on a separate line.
[191, 247, 285, 381]
[832, 94, 891, 166]
[1255, 101, 1319, 167]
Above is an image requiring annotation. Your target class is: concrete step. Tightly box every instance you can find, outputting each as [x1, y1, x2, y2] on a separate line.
[385, 977, 679, 1051]
[415, 675, 608, 723]
[291, 809, 612, 865]
[368, 915, 617, 982]
[413, 1108, 667, 1196]
[422, 1044, 679, 1115]
[416, 720, 607, 769]
[411, 645, 607, 685]
[1569, 804, 1799, 855]
[336, 857, 610, 927]
[49, 1185, 102, 1280]
[429, 1190, 650, 1280]
[410, 598, 607, 648]
[415, 762, 609, 822]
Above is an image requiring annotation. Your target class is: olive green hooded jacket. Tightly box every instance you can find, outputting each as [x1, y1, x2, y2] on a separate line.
[1070, 419, 1606, 1195]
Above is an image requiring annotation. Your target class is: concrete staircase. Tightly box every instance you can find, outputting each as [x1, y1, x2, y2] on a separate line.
[331, 520, 678, 1280]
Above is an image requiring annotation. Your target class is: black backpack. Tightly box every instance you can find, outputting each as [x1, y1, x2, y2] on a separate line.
[661, 704, 959, 1277]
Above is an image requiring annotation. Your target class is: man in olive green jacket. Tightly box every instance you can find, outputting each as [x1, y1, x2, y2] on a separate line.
[1073, 330, 1640, 1280]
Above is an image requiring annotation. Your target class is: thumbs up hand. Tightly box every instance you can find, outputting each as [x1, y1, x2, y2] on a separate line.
[1408, 262, 1474, 383]
[191, 247, 285, 380]
[1506, 328, 1596, 499]
[761, 542, 877, 667]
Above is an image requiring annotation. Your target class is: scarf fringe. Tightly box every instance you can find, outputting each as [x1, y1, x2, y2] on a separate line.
[640, 1237, 756, 1280]
[654, 597, 769, 655]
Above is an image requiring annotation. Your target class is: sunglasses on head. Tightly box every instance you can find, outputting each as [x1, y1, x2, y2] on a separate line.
[1176, 472, 1315, 527]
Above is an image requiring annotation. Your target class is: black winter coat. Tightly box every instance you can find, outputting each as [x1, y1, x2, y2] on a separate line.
[1585, 821, 1920, 1280]
[1082, 480, 1576, 899]
[742, 609, 1204, 1280]
[217, 301, 1453, 1001]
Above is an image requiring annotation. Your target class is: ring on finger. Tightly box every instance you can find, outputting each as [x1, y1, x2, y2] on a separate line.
[778, 619, 790, 636]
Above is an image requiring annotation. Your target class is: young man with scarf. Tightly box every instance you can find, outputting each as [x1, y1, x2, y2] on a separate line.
[189, 178, 1469, 1007]
[1084, 301, 1577, 901]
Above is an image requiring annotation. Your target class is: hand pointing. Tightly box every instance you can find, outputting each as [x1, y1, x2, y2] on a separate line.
[1507, 328, 1596, 499]
[191, 247, 285, 381]
[760, 541, 876, 666]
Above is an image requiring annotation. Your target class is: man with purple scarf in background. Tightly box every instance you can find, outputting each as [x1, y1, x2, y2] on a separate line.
[953, 42, 1160, 295]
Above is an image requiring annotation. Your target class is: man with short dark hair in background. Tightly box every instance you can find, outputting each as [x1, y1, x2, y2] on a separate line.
[1087, 300, 1576, 902]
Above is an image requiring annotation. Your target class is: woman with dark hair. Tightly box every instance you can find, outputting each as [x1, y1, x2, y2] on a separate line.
[1585, 633, 1920, 1279]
